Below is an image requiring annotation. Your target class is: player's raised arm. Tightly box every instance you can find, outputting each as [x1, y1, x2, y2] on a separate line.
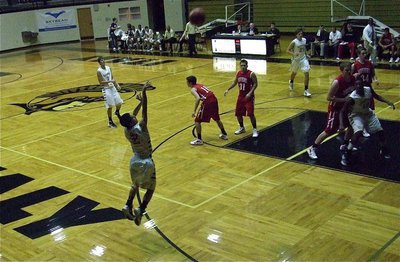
[132, 94, 142, 117]
[141, 81, 150, 125]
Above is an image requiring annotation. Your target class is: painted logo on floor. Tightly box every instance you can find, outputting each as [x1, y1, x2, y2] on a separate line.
[0, 166, 125, 239]
[10, 83, 155, 115]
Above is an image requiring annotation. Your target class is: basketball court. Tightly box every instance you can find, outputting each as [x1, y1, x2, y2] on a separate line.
[1, 39, 400, 261]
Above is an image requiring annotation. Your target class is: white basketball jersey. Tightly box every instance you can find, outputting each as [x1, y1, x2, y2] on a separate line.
[97, 66, 115, 89]
[292, 37, 307, 60]
[125, 123, 152, 158]
[349, 86, 372, 114]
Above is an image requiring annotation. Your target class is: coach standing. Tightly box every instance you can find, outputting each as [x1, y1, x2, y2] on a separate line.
[179, 21, 198, 56]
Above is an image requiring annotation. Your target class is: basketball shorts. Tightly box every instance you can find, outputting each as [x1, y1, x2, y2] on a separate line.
[290, 57, 310, 73]
[349, 111, 382, 134]
[235, 96, 255, 117]
[129, 155, 156, 191]
[195, 99, 220, 123]
[102, 86, 123, 109]
[324, 109, 349, 134]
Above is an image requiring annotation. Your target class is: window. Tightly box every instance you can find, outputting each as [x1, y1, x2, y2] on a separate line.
[118, 7, 141, 21]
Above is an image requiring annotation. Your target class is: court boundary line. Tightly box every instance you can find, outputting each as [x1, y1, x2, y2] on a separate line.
[0, 146, 194, 208]
[367, 231, 400, 261]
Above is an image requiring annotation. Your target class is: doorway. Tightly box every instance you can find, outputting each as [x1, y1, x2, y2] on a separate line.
[77, 8, 94, 40]
[147, 0, 166, 32]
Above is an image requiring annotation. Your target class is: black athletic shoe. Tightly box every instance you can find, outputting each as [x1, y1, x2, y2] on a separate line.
[108, 122, 117, 128]
[380, 148, 391, 159]
[133, 208, 143, 226]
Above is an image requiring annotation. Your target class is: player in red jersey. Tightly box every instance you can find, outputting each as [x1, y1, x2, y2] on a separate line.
[352, 47, 378, 137]
[186, 75, 228, 145]
[224, 59, 259, 138]
[307, 62, 355, 159]
[352, 47, 377, 86]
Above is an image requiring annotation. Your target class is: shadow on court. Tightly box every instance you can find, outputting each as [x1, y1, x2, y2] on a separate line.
[226, 110, 400, 183]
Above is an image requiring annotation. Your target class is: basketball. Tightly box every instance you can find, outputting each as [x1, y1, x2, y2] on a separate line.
[189, 8, 206, 26]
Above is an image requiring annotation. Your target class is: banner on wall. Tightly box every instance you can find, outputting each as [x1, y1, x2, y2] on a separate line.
[36, 9, 77, 32]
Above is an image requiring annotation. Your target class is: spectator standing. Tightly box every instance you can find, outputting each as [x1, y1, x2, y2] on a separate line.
[362, 18, 377, 64]
[179, 21, 198, 56]
[109, 18, 119, 52]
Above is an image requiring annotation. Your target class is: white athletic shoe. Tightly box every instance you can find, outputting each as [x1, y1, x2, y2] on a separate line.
[252, 129, 259, 138]
[303, 90, 312, 97]
[307, 147, 318, 159]
[234, 127, 245, 135]
[389, 57, 394, 63]
[395, 57, 400, 63]
[289, 81, 294, 91]
[362, 129, 370, 137]
[341, 151, 350, 166]
[339, 144, 357, 151]
[219, 134, 228, 140]
[190, 138, 204, 145]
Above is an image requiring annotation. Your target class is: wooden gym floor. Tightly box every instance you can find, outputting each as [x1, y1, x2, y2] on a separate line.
[1, 38, 399, 261]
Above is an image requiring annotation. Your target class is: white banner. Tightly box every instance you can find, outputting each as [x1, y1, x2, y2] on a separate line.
[36, 9, 77, 32]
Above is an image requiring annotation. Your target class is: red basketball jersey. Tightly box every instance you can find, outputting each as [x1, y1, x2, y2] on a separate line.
[353, 60, 374, 84]
[328, 75, 355, 111]
[193, 84, 216, 102]
[236, 70, 254, 97]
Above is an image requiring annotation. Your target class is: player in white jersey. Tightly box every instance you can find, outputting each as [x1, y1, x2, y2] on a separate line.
[119, 81, 156, 226]
[287, 29, 311, 97]
[97, 57, 123, 128]
[339, 79, 395, 166]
